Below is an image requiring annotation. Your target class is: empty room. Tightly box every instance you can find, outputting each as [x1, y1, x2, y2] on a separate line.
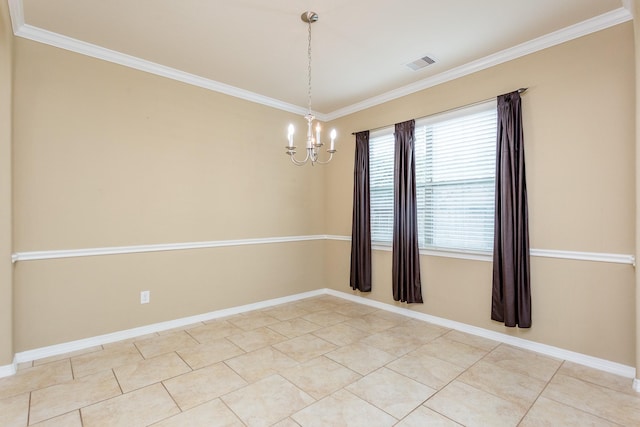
[1, 0, 640, 426]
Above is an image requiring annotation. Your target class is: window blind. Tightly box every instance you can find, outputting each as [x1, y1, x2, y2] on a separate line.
[369, 129, 395, 244]
[369, 100, 497, 252]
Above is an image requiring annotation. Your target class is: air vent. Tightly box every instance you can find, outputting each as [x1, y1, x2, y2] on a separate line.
[406, 55, 436, 71]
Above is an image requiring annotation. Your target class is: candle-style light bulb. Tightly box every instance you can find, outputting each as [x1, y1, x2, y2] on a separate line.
[315, 123, 321, 146]
[330, 129, 337, 151]
[287, 124, 294, 148]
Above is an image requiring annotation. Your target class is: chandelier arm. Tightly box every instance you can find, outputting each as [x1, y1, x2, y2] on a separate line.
[312, 151, 335, 165]
[288, 149, 311, 166]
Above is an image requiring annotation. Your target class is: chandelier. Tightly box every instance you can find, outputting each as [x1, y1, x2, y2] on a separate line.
[286, 11, 337, 166]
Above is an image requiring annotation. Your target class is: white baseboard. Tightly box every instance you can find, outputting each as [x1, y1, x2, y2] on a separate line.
[9, 287, 637, 385]
[325, 289, 637, 379]
[13, 289, 324, 364]
[0, 358, 17, 378]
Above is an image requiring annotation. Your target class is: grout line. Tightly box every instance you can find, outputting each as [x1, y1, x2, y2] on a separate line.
[26, 391, 32, 426]
[111, 368, 124, 395]
[160, 381, 183, 414]
[516, 360, 563, 425]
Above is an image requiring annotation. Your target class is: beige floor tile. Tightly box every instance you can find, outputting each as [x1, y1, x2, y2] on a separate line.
[483, 344, 562, 382]
[301, 310, 351, 326]
[273, 334, 337, 362]
[177, 338, 245, 369]
[134, 331, 199, 359]
[17, 361, 33, 371]
[271, 418, 301, 427]
[325, 342, 397, 375]
[102, 333, 159, 348]
[71, 343, 143, 378]
[387, 320, 449, 343]
[457, 360, 547, 411]
[386, 351, 464, 389]
[333, 303, 379, 317]
[81, 383, 179, 427]
[163, 362, 247, 410]
[157, 322, 204, 336]
[413, 336, 489, 368]
[151, 398, 244, 426]
[367, 309, 411, 324]
[360, 330, 426, 357]
[186, 320, 243, 343]
[222, 375, 315, 427]
[0, 360, 72, 400]
[395, 406, 462, 426]
[425, 381, 526, 427]
[346, 367, 436, 419]
[33, 346, 103, 367]
[267, 318, 322, 338]
[29, 370, 121, 424]
[225, 346, 298, 383]
[292, 389, 396, 427]
[519, 396, 619, 427]
[361, 321, 446, 355]
[343, 312, 405, 334]
[312, 323, 368, 346]
[442, 330, 500, 352]
[263, 303, 311, 321]
[227, 312, 280, 331]
[558, 361, 636, 395]
[226, 327, 288, 352]
[294, 297, 345, 313]
[30, 410, 83, 427]
[113, 352, 192, 393]
[542, 373, 640, 425]
[0, 392, 29, 427]
[8, 298, 638, 426]
[281, 356, 361, 399]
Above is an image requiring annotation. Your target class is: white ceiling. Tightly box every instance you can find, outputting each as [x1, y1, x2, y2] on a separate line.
[8, 0, 632, 120]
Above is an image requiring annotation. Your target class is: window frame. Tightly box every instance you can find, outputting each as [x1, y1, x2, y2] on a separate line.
[368, 100, 497, 261]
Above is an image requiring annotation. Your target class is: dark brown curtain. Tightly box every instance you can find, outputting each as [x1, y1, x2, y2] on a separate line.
[491, 91, 531, 327]
[350, 131, 372, 292]
[392, 120, 423, 303]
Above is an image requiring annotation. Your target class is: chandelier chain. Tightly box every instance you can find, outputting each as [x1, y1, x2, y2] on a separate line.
[307, 17, 312, 113]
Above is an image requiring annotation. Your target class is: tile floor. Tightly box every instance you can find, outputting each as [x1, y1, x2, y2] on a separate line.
[1, 295, 639, 426]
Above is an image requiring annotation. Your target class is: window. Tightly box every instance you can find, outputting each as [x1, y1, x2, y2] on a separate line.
[369, 101, 497, 252]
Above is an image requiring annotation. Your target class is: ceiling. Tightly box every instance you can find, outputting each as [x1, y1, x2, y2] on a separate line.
[8, 0, 632, 120]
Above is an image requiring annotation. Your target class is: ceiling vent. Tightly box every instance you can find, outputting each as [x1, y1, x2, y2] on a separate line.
[406, 55, 436, 71]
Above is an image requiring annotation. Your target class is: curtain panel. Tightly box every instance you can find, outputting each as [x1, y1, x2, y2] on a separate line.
[491, 91, 531, 328]
[392, 120, 423, 303]
[350, 131, 372, 292]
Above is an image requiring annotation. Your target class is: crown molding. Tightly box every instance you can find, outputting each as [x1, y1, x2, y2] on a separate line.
[622, 0, 634, 18]
[324, 7, 633, 120]
[7, 1, 632, 121]
[7, 0, 310, 117]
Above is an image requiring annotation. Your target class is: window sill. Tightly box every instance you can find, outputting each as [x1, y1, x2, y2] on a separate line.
[371, 242, 492, 262]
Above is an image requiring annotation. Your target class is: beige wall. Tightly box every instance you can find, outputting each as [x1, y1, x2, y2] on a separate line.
[325, 23, 637, 366]
[5, 13, 638, 370]
[12, 37, 327, 351]
[0, 1, 13, 365]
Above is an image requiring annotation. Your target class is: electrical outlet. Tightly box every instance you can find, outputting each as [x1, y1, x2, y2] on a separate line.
[140, 290, 150, 304]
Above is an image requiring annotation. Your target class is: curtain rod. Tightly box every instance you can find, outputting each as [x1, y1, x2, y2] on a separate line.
[350, 87, 527, 135]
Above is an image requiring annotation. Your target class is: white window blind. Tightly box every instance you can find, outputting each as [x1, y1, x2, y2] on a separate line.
[369, 100, 497, 252]
[369, 129, 395, 244]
